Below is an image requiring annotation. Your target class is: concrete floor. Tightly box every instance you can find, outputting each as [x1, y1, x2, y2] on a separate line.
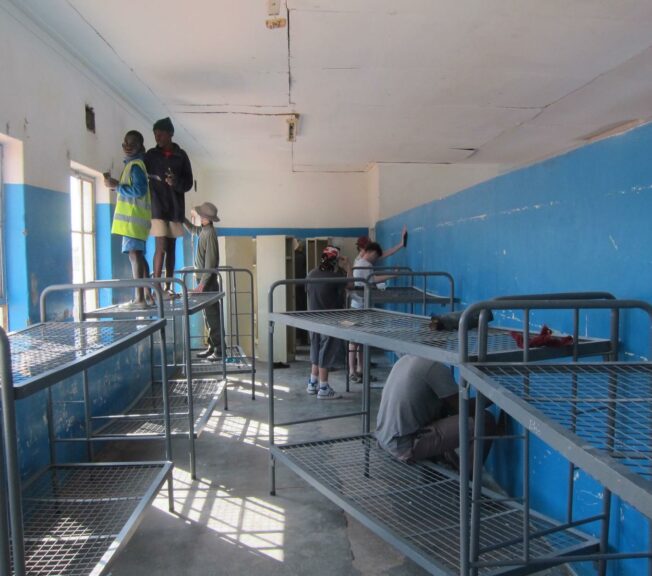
[107, 350, 572, 576]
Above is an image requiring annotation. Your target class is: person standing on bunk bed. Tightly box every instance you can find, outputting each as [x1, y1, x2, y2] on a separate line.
[145, 116, 194, 299]
[183, 202, 222, 362]
[104, 130, 153, 310]
[376, 355, 497, 470]
[306, 246, 352, 399]
[348, 226, 408, 384]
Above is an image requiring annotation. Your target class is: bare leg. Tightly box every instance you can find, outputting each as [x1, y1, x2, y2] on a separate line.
[128, 249, 147, 302]
[318, 367, 329, 382]
[164, 237, 176, 291]
[348, 343, 357, 375]
[154, 236, 167, 280]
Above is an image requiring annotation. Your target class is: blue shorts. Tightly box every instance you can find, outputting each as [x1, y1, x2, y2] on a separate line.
[122, 236, 146, 254]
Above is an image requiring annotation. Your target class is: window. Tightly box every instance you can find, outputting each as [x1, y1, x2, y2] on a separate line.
[70, 172, 97, 313]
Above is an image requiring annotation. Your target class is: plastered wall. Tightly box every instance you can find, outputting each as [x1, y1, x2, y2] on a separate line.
[375, 122, 652, 576]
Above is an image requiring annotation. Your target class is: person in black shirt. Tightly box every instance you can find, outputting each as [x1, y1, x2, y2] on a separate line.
[306, 246, 351, 399]
[145, 117, 193, 296]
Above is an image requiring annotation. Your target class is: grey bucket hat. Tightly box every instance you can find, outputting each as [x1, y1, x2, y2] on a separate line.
[194, 202, 220, 222]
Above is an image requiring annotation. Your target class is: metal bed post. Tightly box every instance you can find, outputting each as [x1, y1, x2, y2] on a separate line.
[597, 306, 620, 576]
[0, 330, 15, 576]
[268, 283, 277, 496]
[362, 283, 371, 434]
[0, 329, 25, 575]
[469, 309, 491, 576]
[458, 308, 473, 576]
[218, 272, 228, 410]
[521, 309, 532, 566]
[247, 268, 257, 399]
[567, 309, 580, 526]
[0, 429, 10, 576]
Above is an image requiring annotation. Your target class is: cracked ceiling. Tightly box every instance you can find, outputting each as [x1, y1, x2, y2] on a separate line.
[13, 0, 652, 174]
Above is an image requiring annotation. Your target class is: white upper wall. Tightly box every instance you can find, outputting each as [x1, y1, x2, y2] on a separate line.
[199, 169, 369, 228]
[0, 2, 150, 195]
[374, 163, 504, 221]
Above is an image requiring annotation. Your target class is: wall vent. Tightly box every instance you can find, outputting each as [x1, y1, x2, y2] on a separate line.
[85, 105, 96, 133]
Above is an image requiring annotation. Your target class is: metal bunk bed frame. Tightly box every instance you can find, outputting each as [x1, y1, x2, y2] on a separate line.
[178, 266, 257, 404]
[458, 297, 652, 576]
[362, 269, 457, 313]
[77, 275, 226, 480]
[1, 279, 174, 576]
[267, 281, 616, 575]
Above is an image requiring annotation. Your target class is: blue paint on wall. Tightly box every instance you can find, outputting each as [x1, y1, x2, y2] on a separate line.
[3, 185, 156, 482]
[24, 185, 72, 322]
[4, 183, 29, 330]
[376, 122, 652, 576]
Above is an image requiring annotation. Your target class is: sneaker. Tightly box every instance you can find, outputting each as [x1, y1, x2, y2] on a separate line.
[349, 373, 361, 383]
[306, 380, 318, 394]
[355, 371, 378, 382]
[196, 347, 214, 359]
[206, 352, 221, 362]
[317, 385, 341, 399]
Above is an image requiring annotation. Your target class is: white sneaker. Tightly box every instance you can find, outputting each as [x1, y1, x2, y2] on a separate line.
[317, 384, 341, 399]
[306, 380, 318, 394]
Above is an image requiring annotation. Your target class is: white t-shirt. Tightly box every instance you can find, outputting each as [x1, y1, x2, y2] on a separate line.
[350, 256, 373, 308]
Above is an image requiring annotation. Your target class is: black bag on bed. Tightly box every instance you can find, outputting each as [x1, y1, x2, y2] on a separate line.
[429, 309, 493, 331]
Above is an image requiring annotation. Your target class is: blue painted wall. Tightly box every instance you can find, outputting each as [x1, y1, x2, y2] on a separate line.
[3, 185, 157, 481]
[3, 177, 362, 480]
[376, 123, 652, 575]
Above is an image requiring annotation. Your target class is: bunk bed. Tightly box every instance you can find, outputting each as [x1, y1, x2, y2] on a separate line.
[180, 266, 257, 404]
[458, 297, 652, 575]
[1, 280, 174, 576]
[266, 280, 615, 576]
[350, 269, 458, 314]
[82, 275, 225, 480]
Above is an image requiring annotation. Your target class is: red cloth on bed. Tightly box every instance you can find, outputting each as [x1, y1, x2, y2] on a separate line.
[510, 325, 573, 349]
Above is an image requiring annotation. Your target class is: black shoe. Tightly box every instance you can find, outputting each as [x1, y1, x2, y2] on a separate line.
[196, 347, 214, 359]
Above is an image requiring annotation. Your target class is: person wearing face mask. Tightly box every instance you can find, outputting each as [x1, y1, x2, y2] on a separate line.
[145, 117, 194, 298]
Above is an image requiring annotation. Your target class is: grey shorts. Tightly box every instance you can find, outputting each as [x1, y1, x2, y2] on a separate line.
[310, 332, 342, 368]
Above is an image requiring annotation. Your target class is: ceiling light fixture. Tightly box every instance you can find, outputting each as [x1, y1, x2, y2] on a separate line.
[581, 119, 644, 143]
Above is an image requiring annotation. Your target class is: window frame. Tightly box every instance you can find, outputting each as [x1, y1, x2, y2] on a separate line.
[70, 170, 98, 313]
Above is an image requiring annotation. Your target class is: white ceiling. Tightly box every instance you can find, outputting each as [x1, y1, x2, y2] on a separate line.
[12, 0, 652, 173]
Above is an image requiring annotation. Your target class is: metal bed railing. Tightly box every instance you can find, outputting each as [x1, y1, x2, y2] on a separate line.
[72, 276, 225, 480]
[2, 279, 174, 576]
[178, 266, 257, 403]
[364, 269, 457, 313]
[458, 296, 652, 576]
[267, 285, 618, 575]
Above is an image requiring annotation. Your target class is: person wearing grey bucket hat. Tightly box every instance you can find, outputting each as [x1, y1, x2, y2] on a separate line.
[194, 202, 220, 222]
[183, 203, 222, 360]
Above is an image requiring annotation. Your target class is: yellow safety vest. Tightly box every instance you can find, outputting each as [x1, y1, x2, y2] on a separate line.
[111, 159, 152, 241]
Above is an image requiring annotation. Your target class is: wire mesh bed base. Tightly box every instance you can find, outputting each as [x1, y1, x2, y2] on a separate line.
[20, 461, 172, 576]
[190, 345, 254, 376]
[272, 435, 598, 575]
[270, 309, 611, 364]
[461, 361, 652, 518]
[91, 378, 225, 438]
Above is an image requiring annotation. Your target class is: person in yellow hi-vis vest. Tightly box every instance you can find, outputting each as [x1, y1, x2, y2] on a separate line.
[104, 130, 153, 309]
